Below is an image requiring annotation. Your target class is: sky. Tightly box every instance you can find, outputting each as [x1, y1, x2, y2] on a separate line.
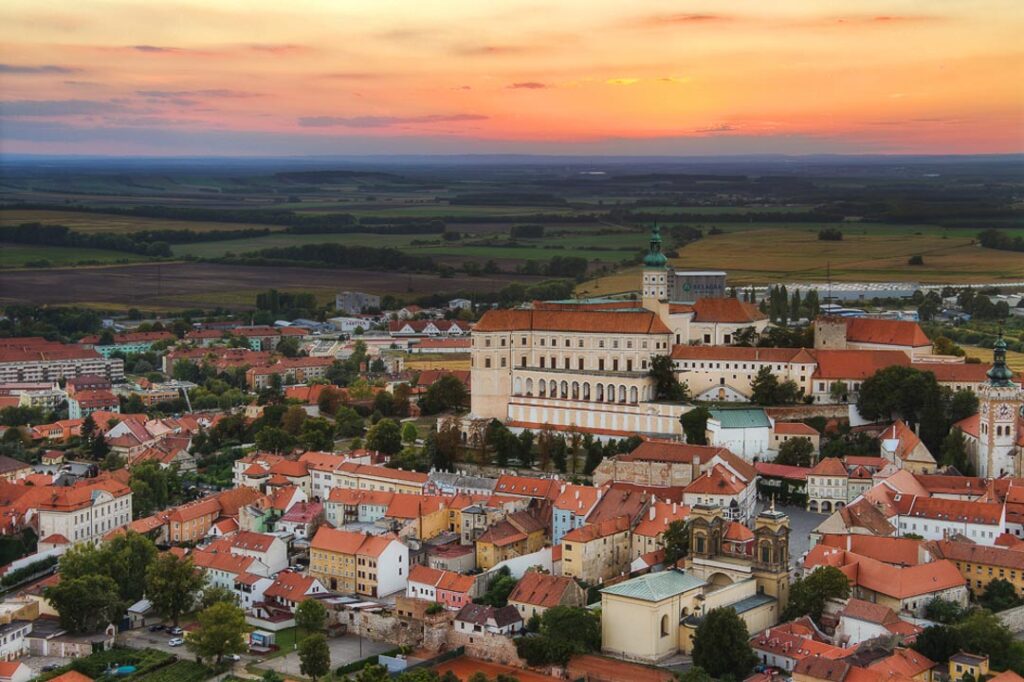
[1, 0, 1022, 157]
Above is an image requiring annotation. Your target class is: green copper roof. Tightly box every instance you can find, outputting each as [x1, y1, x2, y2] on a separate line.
[987, 331, 1015, 387]
[643, 224, 667, 268]
[709, 408, 771, 429]
[600, 569, 705, 602]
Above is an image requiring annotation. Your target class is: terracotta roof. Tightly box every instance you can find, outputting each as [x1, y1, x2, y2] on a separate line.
[953, 414, 980, 439]
[509, 570, 577, 608]
[494, 475, 560, 500]
[691, 297, 768, 323]
[455, 603, 522, 628]
[310, 527, 399, 557]
[927, 539, 1024, 570]
[756, 462, 811, 481]
[912, 362, 990, 383]
[683, 464, 748, 495]
[46, 671, 95, 682]
[167, 497, 220, 523]
[191, 548, 255, 575]
[633, 501, 690, 538]
[819, 535, 923, 566]
[841, 598, 902, 625]
[724, 521, 755, 542]
[477, 521, 528, 547]
[813, 350, 912, 380]
[897, 496, 1003, 525]
[473, 308, 671, 335]
[553, 484, 602, 516]
[810, 457, 849, 477]
[264, 571, 320, 601]
[408, 565, 475, 593]
[268, 459, 310, 478]
[775, 422, 819, 436]
[620, 439, 729, 464]
[225, 531, 279, 553]
[41, 533, 70, 545]
[562, 515, 630, 543]
[867, 648, 935, 678]
[842, 317, 931, 347]
[804, 547, 965, 599]
[792, 655, 852, 682]
[336, 462, 428, 484]
[386, 494, 447, 519]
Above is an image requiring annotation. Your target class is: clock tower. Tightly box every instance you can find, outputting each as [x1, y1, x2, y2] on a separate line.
[641, 224, 670, 318]
[977, 332, 1023, 478]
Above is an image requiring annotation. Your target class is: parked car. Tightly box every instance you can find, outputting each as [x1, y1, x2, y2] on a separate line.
[41, 664, 60, 672]
[148, 624, 164, 632]
[168, 638, 184, 647]
[168, 626, 183, 635]
[227, 654, 241, 662]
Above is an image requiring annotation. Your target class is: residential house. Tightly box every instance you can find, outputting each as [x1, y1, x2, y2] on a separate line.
[835, 598, 923, 648]
[508, 570, 585, 622]
[552, 484, 602, 545]
[880, 421, 938, 474]
[926, 539, 1024, 597]
[562, 516, 632, 583]
[167, 498, 221, 544]
[894, 497, 1005, 545]
[67, 390, 119, 420]
[36, 479, 133, 545]
[631, 501, 691, 559]
[275, 501, 323, 540]
[475, 510, 547, 570]
[405, 565, 476, 611]
[453, 604, 522, 636]
[309, 527, 408, 597]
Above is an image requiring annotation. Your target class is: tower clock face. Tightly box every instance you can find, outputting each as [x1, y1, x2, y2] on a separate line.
[998, 403, 1012, 420]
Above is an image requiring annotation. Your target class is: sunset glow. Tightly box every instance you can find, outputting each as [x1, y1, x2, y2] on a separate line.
[1, 0, 1022, 155]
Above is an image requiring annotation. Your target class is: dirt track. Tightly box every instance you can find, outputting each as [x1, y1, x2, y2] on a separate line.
[0, 262, 542, 310]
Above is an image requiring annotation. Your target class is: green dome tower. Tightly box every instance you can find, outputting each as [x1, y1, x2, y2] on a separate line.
[642, 224, 668, 302]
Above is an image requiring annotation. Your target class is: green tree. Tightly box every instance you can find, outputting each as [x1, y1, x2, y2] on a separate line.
[334, 406, 366, 438]
[295, 598, 328, 637]
[366, 418, 403, 455]
[783, 566, 850, 622]
[648, 355, 690, 401]
[776, 437, 815, 467]
[281, 405, 308, 435]
[924, 597, 965, 624]
[146, 552, 205, 626]
[940, 427, 972, 475]
[186, 601, 248, 666]
[254, 426, 295, 454]
[857, 365, 938, 424]
[298, 632, 331, 681]
[691, 607, 759, 679]
[44, 574, 124, 633]
[477, 567, 517, 608]
[663, 519, 690, 564]
[681, 407, 710, 445]
[353, 665, 392, 682]
[201, 584, 239, 608]
[956, 610, 1024, 672]
[299, 417, 336, 451]
[401, 422, 418, 444]
[829, 381, 849, 403]
[980, 578, 1022, 612]
[419, 375, 468, 415]
[912, 624, 962, 663]
[677, 667, 715, 682]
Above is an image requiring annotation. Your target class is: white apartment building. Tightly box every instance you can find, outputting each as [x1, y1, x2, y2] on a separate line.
[36, 480, 133, 545]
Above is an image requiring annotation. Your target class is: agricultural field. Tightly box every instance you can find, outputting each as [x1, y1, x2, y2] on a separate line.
[961, 345, 1024, 373]
[0, 208, 278, 234]
[0, 244, 149, 268]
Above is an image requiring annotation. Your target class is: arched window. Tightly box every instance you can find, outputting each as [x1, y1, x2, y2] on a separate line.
[760, 542, 772, 564]
[596, 384, 604, 401]
[583, 383, 591, 400]
[618, 385, 627, 403]
[513, 377, 522, 395]
[572, 381, 580, 400]
[525, 378, 533, 396]
[660, 614, 669, 637]
[629, 386, 638, 403]
[560, 381, 568, 399]
[538, 379, 547, 397]
[695, 534, 706, 554]
[606, 384, 615, 402]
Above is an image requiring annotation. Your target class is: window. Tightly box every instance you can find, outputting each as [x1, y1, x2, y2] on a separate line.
[484, 358, 491, 368]
[661, 614, 669, 637]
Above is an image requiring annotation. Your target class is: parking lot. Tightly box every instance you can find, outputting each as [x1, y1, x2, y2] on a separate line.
[754, 500, 822, 570]
[117, 626, 253, 668]
[257, 634, 391, 678]
[21, 655, 73, 678]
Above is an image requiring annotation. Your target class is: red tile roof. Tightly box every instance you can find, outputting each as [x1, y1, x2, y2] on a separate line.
[474, 309, 671, 335]
[810, 457, 849, 477]
[842, 317, 931, 347]
[813, 350, 912, 380]
[509, 571, 578, 608]
[670, 345, 816, 363]
[691, 297, 768, 324]
[756, 462, 811, 481]
[926, 539, 1024, 570]
[310, 527, 398, 557]
[897, 496, 1003, 525]
[562, 515, 630, 543]
[775, 422, 819, 436]
[684, 464, 748, 495]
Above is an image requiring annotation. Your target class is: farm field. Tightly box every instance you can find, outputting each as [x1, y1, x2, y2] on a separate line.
[580, 227, 1024, 293]
[0, 243, 149, 267]
[961, 345, 1024, 373]
[0, 208, 278, 234]
[0, 262, 546, 310]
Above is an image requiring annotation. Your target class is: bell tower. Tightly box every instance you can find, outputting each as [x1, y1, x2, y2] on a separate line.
[688, 503, 725, 559]
[751, 501, 791, 611]
[641, 224, 669, 313]
[977, 332, 1023, 478]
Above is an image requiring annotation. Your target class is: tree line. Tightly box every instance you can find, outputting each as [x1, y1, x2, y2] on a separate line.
[978, 228, 1024, 253]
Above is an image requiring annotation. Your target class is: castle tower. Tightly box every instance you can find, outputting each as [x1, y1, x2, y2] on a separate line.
[977, 332, 1023, 478]
[687, 503, 725, 559]
[641, 224, 669, 312]
[751, 501, 791, 611]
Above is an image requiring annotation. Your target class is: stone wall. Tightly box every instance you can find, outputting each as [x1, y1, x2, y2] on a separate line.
[998, 604, 1024, 633]
[446, 630, 524, 667]
[592, 458, 696, 487]
[765, 404, 848, 421]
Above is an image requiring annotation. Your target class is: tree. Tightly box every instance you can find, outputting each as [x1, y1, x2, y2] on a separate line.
[186, 601, 248, 666]
[539, 606, 600, 661]
[299, 417, 336, 451]
[783, 566, 850, 622]
[956, 609, 1023, 672]
[857, 366, 938, 424]
[366, 418, 402, 455]
[649, 355, 690, 401]
[402, 422, 418, 444]
[677, 667, 715, 682]
[948, 389, 979, 425]
[691, 607, 758, 679]
[776, 437, 815, 467]
[980, 579, 1022, 612]
[829, 381, 849, 403]
[419, 375, 468, 415]
[44, 574, 124, 633]
[940, 427, 972, 474]
[681, 407, 710, 445]
[146, 552, 205, 626]
[334, 406, 366, 438]
[750, 366, 802, 405]
[295, 598, 328, 637]
[353, 664, 392, 682]
[298, 633, 331, 681]
[913, 624, 962, 663]
[277, 337, 301, 358]
[477, 567, 517, 608]
[201, 584, 239, 608]
[924, 597, 965, 624]
[59, 532, 157, 605]
[663, 519, 689, 564]
[281, 405, 307, 435]
[254, 426, 295, 454]
[130, 461, 174, 518]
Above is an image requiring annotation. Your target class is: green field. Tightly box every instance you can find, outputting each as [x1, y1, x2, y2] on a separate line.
[0, 243, 149, 267]
[0, 209, 278, 234]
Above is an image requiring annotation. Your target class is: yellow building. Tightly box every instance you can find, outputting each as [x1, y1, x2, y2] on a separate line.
[600, 569, 707, 663]
[562, 515, 632, 584]
[475, 511, 546, 570]
[309, 527, 409, 597]
[333, 462, 428, 494]
[927, 540, 1024, 597]
[949, 652, 989, 682]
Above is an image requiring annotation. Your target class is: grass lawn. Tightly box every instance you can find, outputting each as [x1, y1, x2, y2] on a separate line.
[0, 243, 150, 268]
[961, 345, 1024, 373]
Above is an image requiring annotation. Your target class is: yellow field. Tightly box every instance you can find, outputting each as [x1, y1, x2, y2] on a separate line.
[961, 345, 1024, 373]
[0, 209, 277, 234]
[405, 356, 471, 371]
[580, 228, 1024, 293]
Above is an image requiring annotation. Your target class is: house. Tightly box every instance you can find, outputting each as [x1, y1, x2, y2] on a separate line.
[880, 421, 937, 474]
[0, 337, 124, 384]
[772, 422, 821, 453]
[212, 531, 289, 575]
[275, 501, 323, 540]
[835, 598, 923, 647]
[475, 510, 547, 570]
[0, 661, 31, 682]
[682, 463, 757, 523]
[814, 317, 932, 359]
[67, 390, 119, 420]
[631, 501, 693, 559]
[562, 515, 632, 584]
[751, 623, 849, 672]
[552, 484, 602, 545]
[493, 475, 560, 501]
[894, 497, 1005, 545]
[333, 462, 428, 494]
[405, 565, 476, 610]
[508, 570, 585, 622]
[453, 603, 522, 636]
[79, 330, 176, 358]
[36, 479, 133, 545]
[925, 539, 1024, 597]
[254, 571, 329, 625]
[949, 653, 989, 682]
[0, 458, 31, 484]
[309, 527, 409, 597]
[166, 498, 221, 544]
[0, 620, 31, 662]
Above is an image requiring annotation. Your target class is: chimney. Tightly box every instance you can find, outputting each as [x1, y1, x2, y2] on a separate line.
[672, 502, 677, 514]
[650, 506, 656, 521]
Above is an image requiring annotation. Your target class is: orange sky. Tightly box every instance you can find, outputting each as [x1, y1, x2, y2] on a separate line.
[1, 0, 1022, 155]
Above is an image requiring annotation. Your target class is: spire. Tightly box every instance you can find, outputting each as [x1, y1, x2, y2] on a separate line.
[987, 329, 1015, 387]
[643, 223, 667, 268]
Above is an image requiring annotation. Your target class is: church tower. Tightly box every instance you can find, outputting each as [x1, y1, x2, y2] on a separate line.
[751, 502, 791, 611]
[977, 332, 1023, 478]
[641, 224, 669, 311]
